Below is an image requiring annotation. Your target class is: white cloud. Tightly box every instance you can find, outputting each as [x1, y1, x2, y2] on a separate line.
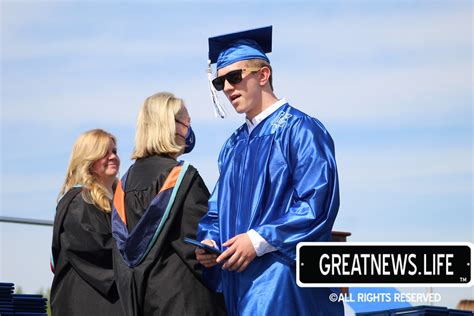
[1, 173, 62, 195]
[278, 4, 471, 58]
[279, 61, 470, 127]
[1, 1, 56, 37]
[274, 6, 472, 126]
[2, 36, 201, 61]
[2, 57, 470, 127]
[2, 3, 470, 127]
[338, 144, 472, 194]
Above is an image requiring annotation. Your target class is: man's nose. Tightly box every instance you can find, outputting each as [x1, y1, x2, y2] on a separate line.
[223, 79, 234, 93]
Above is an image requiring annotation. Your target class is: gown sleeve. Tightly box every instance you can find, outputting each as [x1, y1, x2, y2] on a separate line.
[171, 168, 226, 292]
[178, 170, 210, 241]
[196, 183, 221, 246]
[254, 116, 340, 264]
[173, 168, 211, 262]
[61, 197, 116, 297]
[196, 158, 225, 292]
[197, 144, 229, 246]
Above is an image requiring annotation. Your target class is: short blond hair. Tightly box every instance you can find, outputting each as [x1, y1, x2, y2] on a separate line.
[131, 92, 187, 160]
[245, 59, 273, 91]
[59, 129, 117, 212]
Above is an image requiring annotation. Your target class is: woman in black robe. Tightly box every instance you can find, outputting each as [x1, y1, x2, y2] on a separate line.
[111, 92, 226, 316]
[50, 129, 123, 316]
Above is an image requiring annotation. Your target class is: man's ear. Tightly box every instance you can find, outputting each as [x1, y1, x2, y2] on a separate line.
[259, 66, 271, 86]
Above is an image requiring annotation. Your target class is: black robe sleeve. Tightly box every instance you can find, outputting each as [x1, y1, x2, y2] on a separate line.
[60, 196, 116, 296]
[171, 169, 211, 279]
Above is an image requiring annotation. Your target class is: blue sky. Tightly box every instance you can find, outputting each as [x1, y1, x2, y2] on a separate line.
[1, 0, 472, 313]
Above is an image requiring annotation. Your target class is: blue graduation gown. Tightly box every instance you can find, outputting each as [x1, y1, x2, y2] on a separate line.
[198, 103, 344, 315]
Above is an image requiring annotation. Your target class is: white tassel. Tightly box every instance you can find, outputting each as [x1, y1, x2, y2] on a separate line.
[207, 60, 227, 118]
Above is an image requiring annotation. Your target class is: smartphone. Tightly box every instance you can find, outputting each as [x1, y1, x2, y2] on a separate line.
[183, 237, 222, 255]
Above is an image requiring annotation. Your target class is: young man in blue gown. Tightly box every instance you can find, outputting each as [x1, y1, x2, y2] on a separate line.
[196, 26, 344, 316]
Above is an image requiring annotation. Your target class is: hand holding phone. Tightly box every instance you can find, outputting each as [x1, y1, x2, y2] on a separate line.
[183, 237, 222, 256]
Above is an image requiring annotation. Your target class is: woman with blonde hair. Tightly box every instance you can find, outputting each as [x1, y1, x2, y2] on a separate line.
[51, 129, 123, 316]
[112, 92, 226, 315]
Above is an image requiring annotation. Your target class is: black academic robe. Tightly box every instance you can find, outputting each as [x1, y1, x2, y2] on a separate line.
[50, 188, 123, 316]
[113, 155, 226, 316]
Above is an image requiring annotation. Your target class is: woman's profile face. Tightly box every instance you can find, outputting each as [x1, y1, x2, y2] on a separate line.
[175, 106, 191, 147]
[91, 138, 120, 182]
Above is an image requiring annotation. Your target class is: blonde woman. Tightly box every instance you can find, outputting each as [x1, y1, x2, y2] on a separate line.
[51, 129, 123, 316]
[112, 92, 226, 316]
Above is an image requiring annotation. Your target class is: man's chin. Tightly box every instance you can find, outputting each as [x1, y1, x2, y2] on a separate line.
[232, 104, 246, 114]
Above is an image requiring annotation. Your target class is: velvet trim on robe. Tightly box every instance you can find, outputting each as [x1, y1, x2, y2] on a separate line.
[198, 103, 344, 316]
[112, 162, 189, 268]
[112, 155, 226, 316]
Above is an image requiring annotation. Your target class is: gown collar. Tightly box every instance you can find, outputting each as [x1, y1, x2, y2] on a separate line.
[245, 98, 287, 134]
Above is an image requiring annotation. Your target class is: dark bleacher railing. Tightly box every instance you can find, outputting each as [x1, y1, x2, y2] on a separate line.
[0, 216, 53, 227]
[0, 217, 52, 315]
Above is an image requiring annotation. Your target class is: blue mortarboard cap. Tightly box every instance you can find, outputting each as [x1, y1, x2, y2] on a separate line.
[208, 26, 272, 70]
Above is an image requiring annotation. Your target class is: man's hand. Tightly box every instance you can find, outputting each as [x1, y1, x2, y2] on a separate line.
[217, 233, 256, 272]
[195, 240, 219, 268]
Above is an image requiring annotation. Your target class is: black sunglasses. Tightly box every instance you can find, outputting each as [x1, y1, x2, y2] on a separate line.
[212, 67, 261, 91]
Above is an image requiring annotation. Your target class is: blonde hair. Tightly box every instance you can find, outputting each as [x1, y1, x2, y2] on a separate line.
[59, 129, 117, 212]
[245, 59, 273, 91]
[131, 92, 187, 160]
